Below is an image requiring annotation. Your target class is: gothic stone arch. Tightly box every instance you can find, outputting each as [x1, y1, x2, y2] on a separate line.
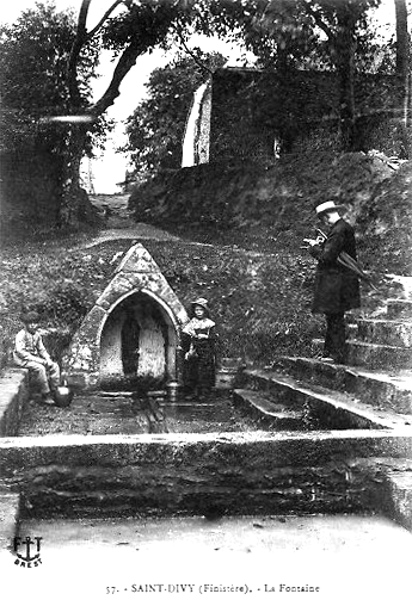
[62, 243, 188, 391]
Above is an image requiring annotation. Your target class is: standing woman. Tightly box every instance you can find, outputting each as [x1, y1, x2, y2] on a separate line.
[181, 298, 217, 399]
[305, 200, 361, 364]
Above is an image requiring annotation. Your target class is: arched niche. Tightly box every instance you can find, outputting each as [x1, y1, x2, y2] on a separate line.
[62, 243, 189, 391]
[99, 290, 178, 390]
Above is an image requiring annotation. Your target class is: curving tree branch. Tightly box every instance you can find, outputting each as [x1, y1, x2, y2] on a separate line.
[172, 22, 214, 74]
[67, 0, 92, 107]
[91, 37, 149, 115]
[67, 0, 130, 108]
[299, 0, 334, 41]
[87, 0, 126, 39]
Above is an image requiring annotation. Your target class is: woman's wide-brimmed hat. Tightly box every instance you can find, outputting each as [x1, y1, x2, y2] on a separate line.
[315, 200, 346, 216]
[191, 297, 210, 315]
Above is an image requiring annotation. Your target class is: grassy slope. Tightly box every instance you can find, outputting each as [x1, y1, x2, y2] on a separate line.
[1, 152, 410, 370]
[130, 152, 412, 275]
[0, 235, 322, 367]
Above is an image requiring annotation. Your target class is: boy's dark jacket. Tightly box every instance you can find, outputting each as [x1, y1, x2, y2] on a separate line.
[309, 218, 361, 314]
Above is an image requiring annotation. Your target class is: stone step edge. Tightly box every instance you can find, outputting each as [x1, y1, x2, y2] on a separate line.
[380, 463, 412, 530]
[386, 298, 412, 308]
[279, 357, 412, 393]
[314, 338, 412, 352]
[243, 369, 412, 430]
[233, 388, 305, 420]
[0, 368, 30, 437]
[355, 318, 412, 325]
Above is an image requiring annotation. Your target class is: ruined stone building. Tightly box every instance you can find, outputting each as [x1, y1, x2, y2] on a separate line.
[182, 67, 403, 167]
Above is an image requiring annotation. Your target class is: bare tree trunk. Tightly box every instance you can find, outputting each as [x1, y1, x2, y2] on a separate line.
[59, 125, 97, 227]
[395, 0, 409, 75]
[335, 2, 357, 151]
[302, 0, 358, 152]
[394, 0, 410, 158]
[58, 0, 166, 228]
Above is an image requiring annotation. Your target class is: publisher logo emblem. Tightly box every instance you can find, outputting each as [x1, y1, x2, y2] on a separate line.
[13, 536, 42, 567]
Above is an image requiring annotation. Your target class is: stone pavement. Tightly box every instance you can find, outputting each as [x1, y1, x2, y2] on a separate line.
[1, 514, 412, 600]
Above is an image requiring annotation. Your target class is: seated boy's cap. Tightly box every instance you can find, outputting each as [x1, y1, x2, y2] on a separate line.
[21, 310, 41, 323]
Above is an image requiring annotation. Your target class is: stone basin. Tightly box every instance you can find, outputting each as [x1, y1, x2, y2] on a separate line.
[2, 367, 412, 571]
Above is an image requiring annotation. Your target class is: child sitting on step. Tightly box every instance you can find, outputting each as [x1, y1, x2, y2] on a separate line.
[13, 310, 61, 404]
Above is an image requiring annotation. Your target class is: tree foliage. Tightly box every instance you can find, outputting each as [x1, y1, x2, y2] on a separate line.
[1, 0, 410, 228]
[0, 2, 102, 156]
[123, 0, 398, 162]
[124, 51, 226, 177]
[206, 0, 382, 149]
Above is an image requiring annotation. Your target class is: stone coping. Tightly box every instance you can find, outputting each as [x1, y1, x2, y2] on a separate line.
[1, 429, 412, 476]
[1, 367, 412, 533]
[3, 427, 412, 445]
[0, 368, 29, 437]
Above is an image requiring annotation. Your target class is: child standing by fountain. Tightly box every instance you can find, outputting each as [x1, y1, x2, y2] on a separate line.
[181, 298, 217, 400]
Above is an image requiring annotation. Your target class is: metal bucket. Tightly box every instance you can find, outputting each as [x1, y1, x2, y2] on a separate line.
[54, 383, 74, 408]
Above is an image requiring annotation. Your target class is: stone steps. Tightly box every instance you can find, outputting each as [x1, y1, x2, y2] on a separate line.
[347, 340, 412, 370]
[355, 319, 412, 347]
[233, 389, 306, 430]
[313, 338, 412, 370]
[386, 299, 412, 320]
[221, 284, 412, 528]
[241, 370, 412, 431]
[279, 357, 412, 414]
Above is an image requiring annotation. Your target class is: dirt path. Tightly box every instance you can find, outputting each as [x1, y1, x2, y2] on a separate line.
[82, 193, 181, 249]
[82, 193, 278, 256]
[81, 224, 181, 249]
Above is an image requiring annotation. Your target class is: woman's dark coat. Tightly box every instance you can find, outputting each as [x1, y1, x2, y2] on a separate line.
[310, 218, 361, 314]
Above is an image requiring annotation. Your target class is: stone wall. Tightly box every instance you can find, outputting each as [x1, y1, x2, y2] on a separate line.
[2, 432, 412, 520]
[207, 68, 403, 161]
[0, 369, 29, 437]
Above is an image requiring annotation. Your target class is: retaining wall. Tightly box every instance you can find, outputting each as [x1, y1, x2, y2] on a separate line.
[0, 369, 412, 539]
[1, 430, 412, 521]
[0, 368, 29, 437]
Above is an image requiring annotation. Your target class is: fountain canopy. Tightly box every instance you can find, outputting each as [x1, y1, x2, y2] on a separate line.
[62, 243, 188, 391]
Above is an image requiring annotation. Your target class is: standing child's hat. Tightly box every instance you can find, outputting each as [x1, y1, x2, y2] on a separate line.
[191, 297, 210, 316]
[191, 297, 209, 309]
[315, 200, 346, 216]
